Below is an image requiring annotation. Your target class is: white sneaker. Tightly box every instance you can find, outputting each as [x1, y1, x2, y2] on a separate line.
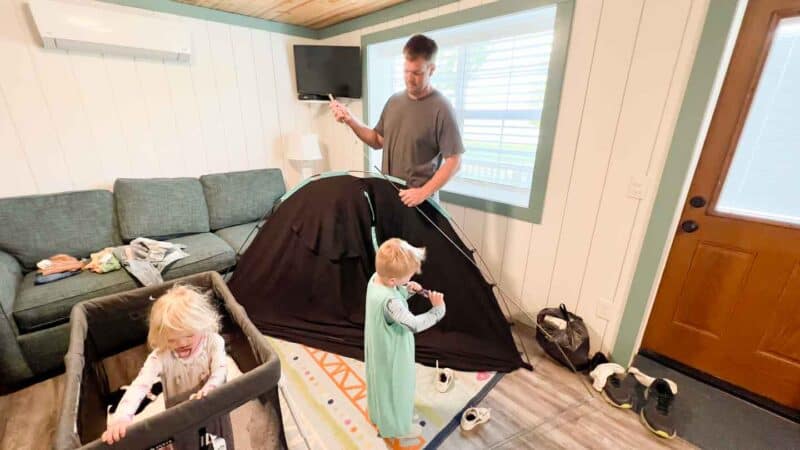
[460, 407, 490, 431]
[435, 360, 454, 393]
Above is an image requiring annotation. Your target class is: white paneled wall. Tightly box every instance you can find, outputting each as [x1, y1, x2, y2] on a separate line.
[0, 0, 710, 355]
[0, 0, 319, 197]
[318, 0, 710, 354]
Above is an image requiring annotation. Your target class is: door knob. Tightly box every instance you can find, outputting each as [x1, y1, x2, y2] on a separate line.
[681, 220, 699, 233]
[689, 196, 706, 208]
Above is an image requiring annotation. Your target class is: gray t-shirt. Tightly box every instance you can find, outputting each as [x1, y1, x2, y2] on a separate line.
[374, 89, 465, 188]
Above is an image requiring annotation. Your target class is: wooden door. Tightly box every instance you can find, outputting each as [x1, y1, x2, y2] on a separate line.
[642, 0, 800, 409]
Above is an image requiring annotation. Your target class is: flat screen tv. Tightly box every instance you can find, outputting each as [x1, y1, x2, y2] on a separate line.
[294, 45, 362, 100]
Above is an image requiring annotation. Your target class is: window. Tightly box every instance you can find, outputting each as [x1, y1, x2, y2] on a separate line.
[716, 16, 800, 226]
[363, 1, 573, 222]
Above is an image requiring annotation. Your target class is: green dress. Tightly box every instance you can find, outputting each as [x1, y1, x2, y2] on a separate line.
[364, 273, 416, 438]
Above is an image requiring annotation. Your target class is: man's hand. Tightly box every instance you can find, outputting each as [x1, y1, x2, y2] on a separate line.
[329, 100, 352, 124]
[399, 187, 431, 207]
[328, 99, 384, 149]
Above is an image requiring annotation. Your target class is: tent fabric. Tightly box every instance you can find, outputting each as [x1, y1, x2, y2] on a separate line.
[228, 175, 528, 373]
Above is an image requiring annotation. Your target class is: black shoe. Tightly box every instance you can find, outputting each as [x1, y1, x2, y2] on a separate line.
[588, 352, 609, 372]
[602, 373, 639, 409]
[640, 378, 677, 439]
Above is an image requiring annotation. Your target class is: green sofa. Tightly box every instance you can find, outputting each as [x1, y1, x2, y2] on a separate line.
[0, 168, 285, 387]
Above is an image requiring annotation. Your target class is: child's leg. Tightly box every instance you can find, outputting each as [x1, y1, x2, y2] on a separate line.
[379, 384, 418, 438]
[395, 423, 422, 439]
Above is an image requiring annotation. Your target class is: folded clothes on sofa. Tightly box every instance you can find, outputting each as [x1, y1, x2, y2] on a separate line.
[83, 247, 121, 274]
[35, 270, 81, 285]
[113, 238, 189, 286]
[36, 254, 86, 276]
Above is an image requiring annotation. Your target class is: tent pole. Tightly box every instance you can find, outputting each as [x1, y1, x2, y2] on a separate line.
[221, 196, 283, 281]
[493, 286, 533, 371]
[370, 167, 595, 395]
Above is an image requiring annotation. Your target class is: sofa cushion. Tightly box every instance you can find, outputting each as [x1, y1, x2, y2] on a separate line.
[114, 178, 210, 241]
[214, 221, 261, 255]
[0, 190, 120, 270]
[200, 169, 285, 230]
[13, 270, 138, 333]
[160, 233, 236, 280]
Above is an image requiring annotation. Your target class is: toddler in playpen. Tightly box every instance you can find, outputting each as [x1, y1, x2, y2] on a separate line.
[365, 238, 447, 439]
[102, 284, 233, 448]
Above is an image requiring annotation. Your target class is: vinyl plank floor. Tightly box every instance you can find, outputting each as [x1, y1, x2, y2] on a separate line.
[0, 327, 695, 450]
[439, 327, 694, 450]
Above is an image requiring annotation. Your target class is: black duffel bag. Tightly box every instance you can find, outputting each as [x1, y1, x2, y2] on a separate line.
[535, 303, 590, 372]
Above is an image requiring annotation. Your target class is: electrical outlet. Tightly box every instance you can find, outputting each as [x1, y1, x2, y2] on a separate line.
[596, 298, 614, 321]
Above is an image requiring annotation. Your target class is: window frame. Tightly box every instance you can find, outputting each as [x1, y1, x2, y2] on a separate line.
[361, 0, 575, 223]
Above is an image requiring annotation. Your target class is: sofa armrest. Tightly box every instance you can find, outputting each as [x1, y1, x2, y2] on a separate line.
[0, 250, 33, 384]
[0, 250, 21, 330]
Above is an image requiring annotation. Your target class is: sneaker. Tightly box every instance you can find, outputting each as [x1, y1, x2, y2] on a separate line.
[627, 367, 660, 412]
[602, 373, 640, 409]
[589, 362, 625, 392]
[640, 378, 678, 439]
[588, 352, 610, 372]
[590, 362, 634, 408]
[435, 360, 454, 393]
[460, 407, 490, 431]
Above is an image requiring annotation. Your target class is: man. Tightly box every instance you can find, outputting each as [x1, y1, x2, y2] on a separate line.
[329, 34, 464, 207]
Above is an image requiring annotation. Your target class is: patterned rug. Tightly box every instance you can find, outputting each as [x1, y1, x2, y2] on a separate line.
[269, 337, 502, 450]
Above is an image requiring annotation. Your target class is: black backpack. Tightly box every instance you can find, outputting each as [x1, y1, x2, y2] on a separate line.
[535, 303, 590, 372]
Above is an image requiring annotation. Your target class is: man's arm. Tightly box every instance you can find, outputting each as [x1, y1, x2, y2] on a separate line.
[330, 100, 384, 149]
[399, 154, 461, 207]
[422, 154, 461, 196]
[347, 116, 384, 149]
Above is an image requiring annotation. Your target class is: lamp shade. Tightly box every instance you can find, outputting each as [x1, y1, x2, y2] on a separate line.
[286, 132, 322, 161]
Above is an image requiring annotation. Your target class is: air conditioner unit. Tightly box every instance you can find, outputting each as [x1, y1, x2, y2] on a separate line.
[28, 0, 191, 62]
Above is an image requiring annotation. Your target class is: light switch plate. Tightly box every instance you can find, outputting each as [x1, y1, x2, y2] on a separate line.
[596, 298, 614, 321]
[627, 175, 648, 200]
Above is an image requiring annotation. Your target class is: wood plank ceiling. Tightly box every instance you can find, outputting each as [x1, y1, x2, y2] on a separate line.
[176, 0, 408, 29]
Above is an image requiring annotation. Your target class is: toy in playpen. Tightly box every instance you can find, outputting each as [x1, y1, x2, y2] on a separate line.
[54, 271, 285, 450]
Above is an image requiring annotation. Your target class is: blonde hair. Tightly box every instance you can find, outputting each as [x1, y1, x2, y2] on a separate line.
[375, 238, 426, 279]
[147, 284, 221, 351]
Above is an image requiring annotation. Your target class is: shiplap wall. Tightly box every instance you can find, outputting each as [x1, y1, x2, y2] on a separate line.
[0, 0, 710, 355]
[0, 0, 322, 197]
[318, 0, 710, 354]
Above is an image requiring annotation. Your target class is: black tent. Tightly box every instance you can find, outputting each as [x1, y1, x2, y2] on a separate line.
[228, 174, 529, 373]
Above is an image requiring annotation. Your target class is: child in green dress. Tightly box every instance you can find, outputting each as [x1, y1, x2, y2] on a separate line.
[364, 238, 446, 439]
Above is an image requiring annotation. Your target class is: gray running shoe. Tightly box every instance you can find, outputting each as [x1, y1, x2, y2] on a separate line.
[602, 372, 640, 409]
[640, 378, 677, 439]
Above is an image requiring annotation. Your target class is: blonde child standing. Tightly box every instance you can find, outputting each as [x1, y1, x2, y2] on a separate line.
[365, 238, 446, 439]
[102, 285, 232, 448]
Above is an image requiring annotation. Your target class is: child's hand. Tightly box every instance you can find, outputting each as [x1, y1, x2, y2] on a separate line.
[102, 416, 132, 444]
[429, 291, 445, 307]
[190, 385, 215, 400]
[405, 281, 423, 293]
